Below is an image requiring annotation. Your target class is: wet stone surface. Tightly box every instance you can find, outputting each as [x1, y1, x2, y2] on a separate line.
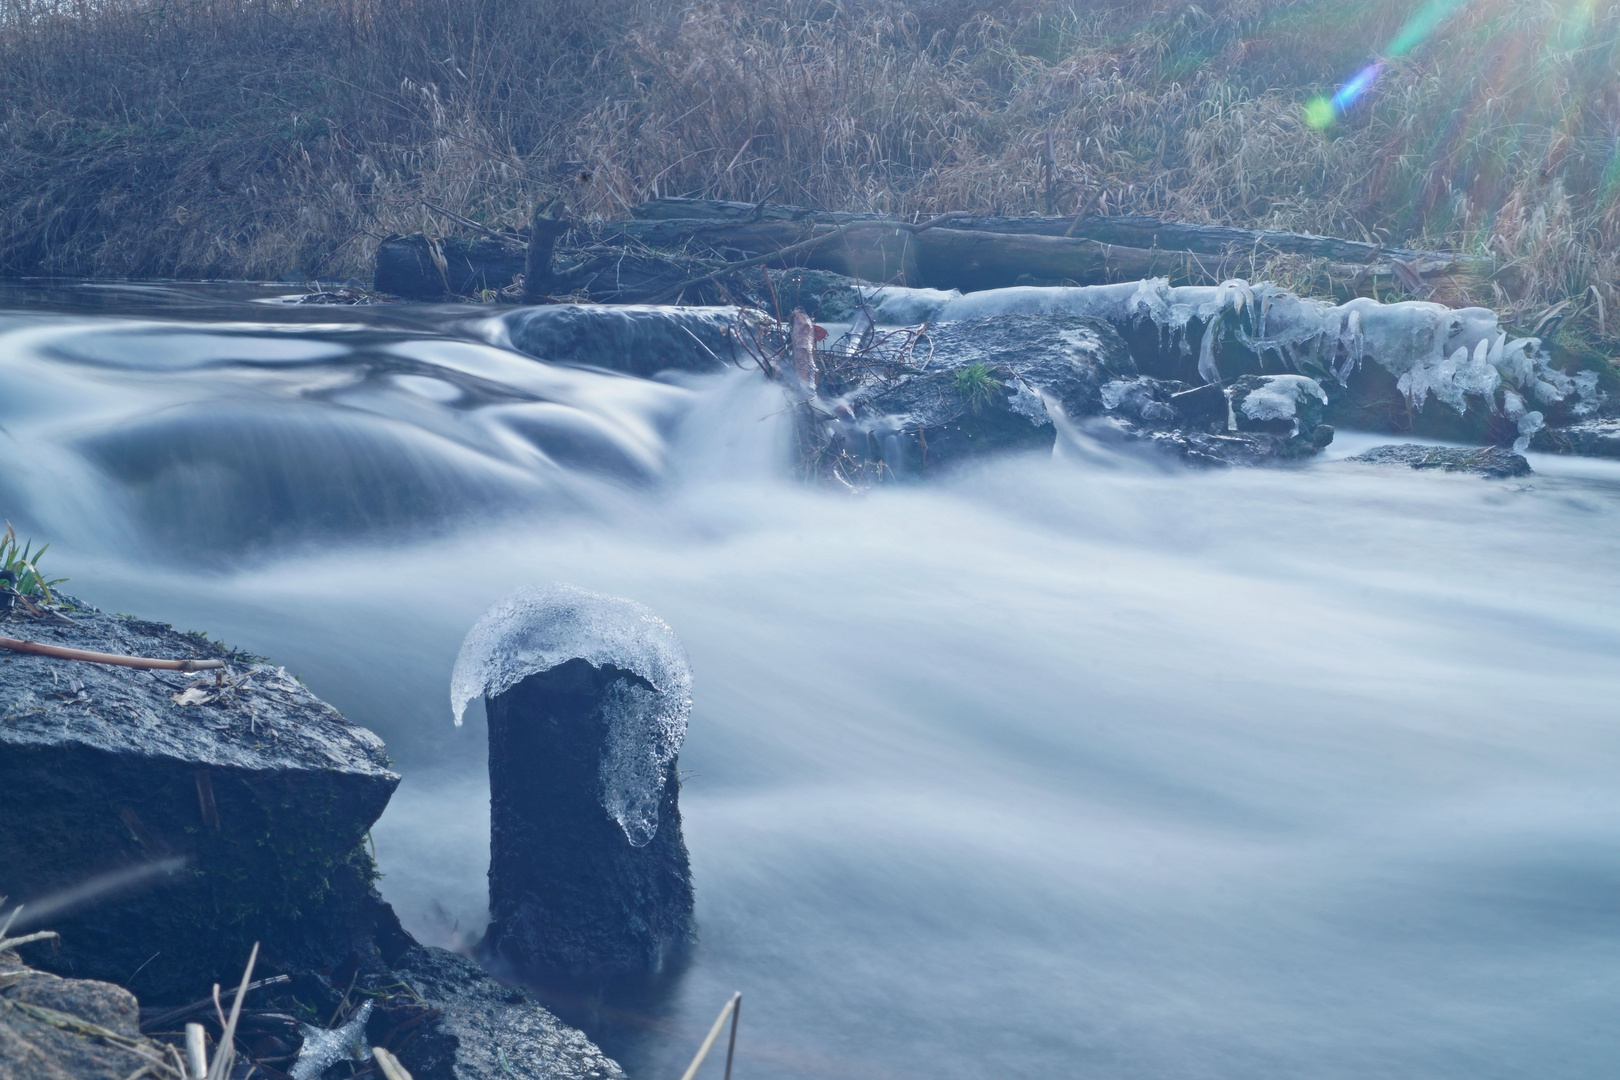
[0, 949, 172, 1080]
[1348, 444, 1533, 478]
[392, 947, 626, 1080]
[807, 312, 1336, 474]
[0, 596, 399, 1001]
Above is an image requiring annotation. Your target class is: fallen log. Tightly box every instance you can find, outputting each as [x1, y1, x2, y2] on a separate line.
[627, 198, 1495, 299]
[372, 199, 1493, 303]
[629, 196, 1462, 264]
[374, 234, 525, 299]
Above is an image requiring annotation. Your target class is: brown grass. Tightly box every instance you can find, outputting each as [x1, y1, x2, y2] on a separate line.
[3, 0, 1620, 335]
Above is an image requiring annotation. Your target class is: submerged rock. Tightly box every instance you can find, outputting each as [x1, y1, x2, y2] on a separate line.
[391, 947, 625, 1080]
[1348, 444, 1532, 478]
[0, 601, 400, 1002]
[827, 312, 1137, 473]
[452, 585, 695, 977]
[0, 948, 171, 1080]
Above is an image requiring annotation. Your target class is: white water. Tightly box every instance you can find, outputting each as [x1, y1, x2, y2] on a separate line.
[3, 285, 1619, 1079]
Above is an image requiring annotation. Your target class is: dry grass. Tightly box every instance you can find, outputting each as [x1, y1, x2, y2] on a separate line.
[3, 0, 1620, 334]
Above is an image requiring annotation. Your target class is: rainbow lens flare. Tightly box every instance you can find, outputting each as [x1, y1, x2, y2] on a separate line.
[1306, 0, 1468, 128]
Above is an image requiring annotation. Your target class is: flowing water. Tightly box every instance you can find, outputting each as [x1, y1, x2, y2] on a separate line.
[4, 281, 1618, 1079]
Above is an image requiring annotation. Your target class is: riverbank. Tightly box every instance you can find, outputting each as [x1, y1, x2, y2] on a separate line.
[3, 0, 1620, 347]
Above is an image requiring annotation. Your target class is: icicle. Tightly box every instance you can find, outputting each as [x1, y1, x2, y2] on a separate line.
[1197, 318, 1221, 385]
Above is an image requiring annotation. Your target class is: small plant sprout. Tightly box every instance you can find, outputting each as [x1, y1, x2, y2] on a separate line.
[953, 363, 1002, 413]
[0, 523, 67, 602]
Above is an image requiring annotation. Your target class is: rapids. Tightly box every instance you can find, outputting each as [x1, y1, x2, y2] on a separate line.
[2, 281, 1617, 1079]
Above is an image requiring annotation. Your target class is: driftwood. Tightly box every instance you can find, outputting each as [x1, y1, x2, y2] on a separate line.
[372, 197, 1495, 302]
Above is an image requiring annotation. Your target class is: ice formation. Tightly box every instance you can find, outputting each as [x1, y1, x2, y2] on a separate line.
[290, 1002, 372, 1080]
[862, 279, 1596, 435]
[450, 583, 693, 847]
[866, 285, 962, 325]
[1238, 375, 1328, 437]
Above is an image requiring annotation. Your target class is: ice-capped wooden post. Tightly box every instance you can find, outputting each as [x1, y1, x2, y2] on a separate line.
[451, 584, 695, 976]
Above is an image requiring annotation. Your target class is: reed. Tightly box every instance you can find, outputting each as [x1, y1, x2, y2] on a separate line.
[2, 0, 1619, 336]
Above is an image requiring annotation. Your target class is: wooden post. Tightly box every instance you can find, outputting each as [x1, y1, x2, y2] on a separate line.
[523, 198, 571, 304]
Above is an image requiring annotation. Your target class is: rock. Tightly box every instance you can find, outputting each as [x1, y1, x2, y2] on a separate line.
[1227, 374, 1330, 438]
[502, 305, 753, 377]
[451, 585, 695, 977]
[0, 949, 172, 1080]
[1348, 444, 1532, 478]
[822, 312, 1139, 474]
[1529, 418, 1620, 458]
[797, 313, 1339, 475]
[0, 599, 401, 1002]
[389, 946, 625, 1080]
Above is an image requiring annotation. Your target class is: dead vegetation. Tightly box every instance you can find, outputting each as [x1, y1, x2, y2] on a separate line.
[3, 0, 1620, 338]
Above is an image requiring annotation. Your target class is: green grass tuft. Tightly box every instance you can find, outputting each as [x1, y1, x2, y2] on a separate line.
[0, 523, 66, 602]
[954, 363, 1003, 413]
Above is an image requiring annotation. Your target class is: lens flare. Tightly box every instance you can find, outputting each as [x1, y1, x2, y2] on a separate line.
[1332, 62, 1384, 112]
[1306, 0, 1469, 129]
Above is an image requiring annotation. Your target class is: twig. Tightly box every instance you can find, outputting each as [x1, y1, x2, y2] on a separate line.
[1063, 189, 1104, 238]
[896, 212, 974, 233]
[678, 993, 742, 1080]
[722, 993, 741, 1080]
[651, 227, 847, 301]
[421, 202, 525, 246]
[186, 1024, 209, 1080]
[0, 638, 225, 671]
[142, 975, 291, 1032]
[205, 943, 258, 1080]
[0, 929, 60, 951]
[372, 1047, 414, 1080]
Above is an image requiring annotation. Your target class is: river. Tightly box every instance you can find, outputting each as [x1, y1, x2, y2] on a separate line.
[3, 281, 1617, 1079]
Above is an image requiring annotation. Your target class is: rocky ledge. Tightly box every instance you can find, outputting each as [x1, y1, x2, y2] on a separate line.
[0, 596, 624, 1080]
[0, 600, 400, 1002]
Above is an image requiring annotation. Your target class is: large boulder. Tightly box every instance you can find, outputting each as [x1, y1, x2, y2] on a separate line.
[451, 585, 695, 978]
[805, 312, 1333, 473]
[0, 600, 400, 1002]
[818, 312, 1138, 474]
